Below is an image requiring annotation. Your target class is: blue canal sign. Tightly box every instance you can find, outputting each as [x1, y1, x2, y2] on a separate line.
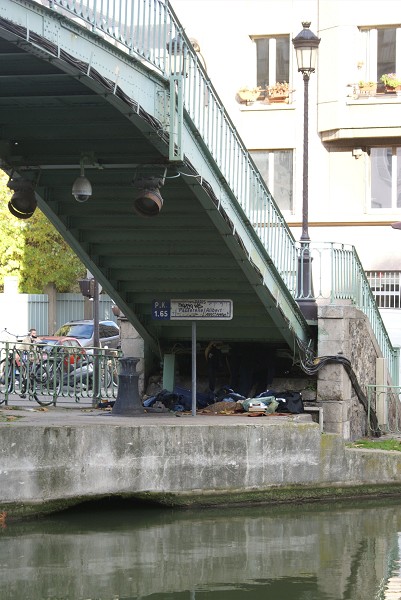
[152, 299, 233, 320]
[152, 300, 171, 320]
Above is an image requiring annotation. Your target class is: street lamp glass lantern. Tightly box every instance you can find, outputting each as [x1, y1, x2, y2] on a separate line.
[166, 35, 187, 75]
[292, 22, 320, 74]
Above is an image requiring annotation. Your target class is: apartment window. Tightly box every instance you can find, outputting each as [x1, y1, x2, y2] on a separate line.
[371, 148, 401, 209]
[251, 150, 293, 211]
[359, 26, 401, 82]
[254, 36, 290, 88]
[366, 271, 401, 308]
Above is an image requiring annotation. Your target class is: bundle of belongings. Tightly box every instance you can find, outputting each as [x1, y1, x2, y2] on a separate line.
[244, 389, 304, 415]
[142, 386, 304, 415]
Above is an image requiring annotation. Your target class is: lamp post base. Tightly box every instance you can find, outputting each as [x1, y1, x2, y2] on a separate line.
[296, 251, 317, 322]
[296, 297, 318, 322]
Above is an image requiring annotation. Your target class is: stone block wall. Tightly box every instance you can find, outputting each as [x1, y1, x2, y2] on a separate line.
[118, 317, 145, 394]
[317, 303, 384, 440]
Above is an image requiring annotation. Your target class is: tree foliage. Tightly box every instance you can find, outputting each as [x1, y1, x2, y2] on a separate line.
[0, 171, 85, 293]
[0, 173, 25, 287]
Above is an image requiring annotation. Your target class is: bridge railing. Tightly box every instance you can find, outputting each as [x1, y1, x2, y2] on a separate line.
[309, 242, 399, 383]
[41, 0, 298, 295]
[32, 2, 397, 379]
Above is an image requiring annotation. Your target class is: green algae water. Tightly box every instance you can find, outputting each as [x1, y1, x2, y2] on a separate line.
[1, 499, 401, 599]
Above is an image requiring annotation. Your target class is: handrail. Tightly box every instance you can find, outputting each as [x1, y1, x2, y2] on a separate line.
[309, 242, 399, 384]
[41, 0, 298, 295]
[26, 2, 399, 381]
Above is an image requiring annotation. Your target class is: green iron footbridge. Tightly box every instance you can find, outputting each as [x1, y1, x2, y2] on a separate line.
[0, 0, 397, 380]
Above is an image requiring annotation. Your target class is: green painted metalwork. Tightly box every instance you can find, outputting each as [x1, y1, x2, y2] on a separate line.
[0, 0, 308, 354]
[36, 0, 298, 294]
[0, 0, 398, 383]
[310, 242, 398, 383]
[0, 341, 120, 406]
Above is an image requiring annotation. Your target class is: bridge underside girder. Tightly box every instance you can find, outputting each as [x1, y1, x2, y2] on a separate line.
[0, 10, 311, 367]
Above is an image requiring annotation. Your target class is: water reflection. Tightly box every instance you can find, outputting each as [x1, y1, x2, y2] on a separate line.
[1, 500, 401, 599]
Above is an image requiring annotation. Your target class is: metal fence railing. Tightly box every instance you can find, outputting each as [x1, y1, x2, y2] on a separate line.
[0, 340, 121, 406]
[310, 242, 399, 384]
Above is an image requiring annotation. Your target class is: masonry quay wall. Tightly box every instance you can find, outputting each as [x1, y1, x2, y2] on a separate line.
[2, 415, 401, 519]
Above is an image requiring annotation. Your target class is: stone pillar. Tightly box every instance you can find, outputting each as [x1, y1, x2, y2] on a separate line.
[317, 303, 379, 440]
[118, 316, 145, 395]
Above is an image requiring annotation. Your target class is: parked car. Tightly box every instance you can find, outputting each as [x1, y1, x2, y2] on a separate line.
[54, 320, 120, 349]
[37, 336, 86, 367]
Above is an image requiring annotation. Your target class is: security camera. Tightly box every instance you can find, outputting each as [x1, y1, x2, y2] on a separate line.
[72, 175, 92, 202]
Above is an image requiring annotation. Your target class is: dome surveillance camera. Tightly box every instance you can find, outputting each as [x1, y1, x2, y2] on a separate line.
[72, 175, 92, 202]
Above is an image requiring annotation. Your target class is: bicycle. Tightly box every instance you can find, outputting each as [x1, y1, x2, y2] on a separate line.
[0, 330, 120, 406]
[0, 332, 56, 406]
[0, 330, 25, 400]
[34, 344, 119, 403]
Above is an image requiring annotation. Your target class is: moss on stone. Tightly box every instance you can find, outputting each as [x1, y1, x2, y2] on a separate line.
[5, 481, 401, 520]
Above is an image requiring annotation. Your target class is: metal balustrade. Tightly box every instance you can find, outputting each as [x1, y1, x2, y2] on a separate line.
[36, 0, 298, 295]
[309, 242, 399, 383]
[26, 1, 399, 383]
[0, 341, 121, 406]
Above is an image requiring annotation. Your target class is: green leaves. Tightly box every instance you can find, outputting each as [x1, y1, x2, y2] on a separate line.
[0, 171, 85, 293]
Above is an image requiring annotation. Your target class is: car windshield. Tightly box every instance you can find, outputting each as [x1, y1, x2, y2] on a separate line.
[39, 340, 59, 351]
[56, 324, 93, 339]
[40, 341, 63, 354]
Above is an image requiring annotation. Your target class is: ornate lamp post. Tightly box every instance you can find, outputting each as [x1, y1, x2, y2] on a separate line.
[292, 22, 320, 321]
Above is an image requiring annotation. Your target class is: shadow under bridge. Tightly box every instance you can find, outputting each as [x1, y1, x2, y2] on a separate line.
[0, 0, 312, 368]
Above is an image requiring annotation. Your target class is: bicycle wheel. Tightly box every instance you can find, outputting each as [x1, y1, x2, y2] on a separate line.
[0, 359, 12, 402]
[31, 363, 60, 406]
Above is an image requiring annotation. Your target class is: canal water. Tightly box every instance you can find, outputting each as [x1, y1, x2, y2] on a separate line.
[1, 498, 401, 599]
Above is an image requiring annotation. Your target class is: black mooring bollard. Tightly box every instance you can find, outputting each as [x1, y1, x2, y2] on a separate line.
[111, 357, 144, 416]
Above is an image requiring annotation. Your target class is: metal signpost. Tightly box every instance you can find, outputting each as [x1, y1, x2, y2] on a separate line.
[152, 299, 233, 415]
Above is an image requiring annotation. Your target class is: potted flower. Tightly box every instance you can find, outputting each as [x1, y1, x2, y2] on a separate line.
[266, 81, 290, 103]
[358, 80, 377, 96]
[380, 73, 401, 92]
[236, 86, 261, 105]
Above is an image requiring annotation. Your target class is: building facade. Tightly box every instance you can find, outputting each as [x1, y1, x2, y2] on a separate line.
[172, 0, 401, 348]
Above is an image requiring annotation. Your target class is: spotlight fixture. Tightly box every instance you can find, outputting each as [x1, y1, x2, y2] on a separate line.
[132, 170, 166, 217]
[7, 178, 37, 219]
[72, 159, 92, 202]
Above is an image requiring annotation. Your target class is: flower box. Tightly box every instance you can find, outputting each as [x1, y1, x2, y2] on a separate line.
[358, 81, 377, 96]
[236, 87, 261, 105]
[266, 82, 290, 103]
[380, 73, 401, 92]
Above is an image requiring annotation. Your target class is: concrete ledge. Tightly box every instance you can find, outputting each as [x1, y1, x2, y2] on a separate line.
[2, 410, 401, 518]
